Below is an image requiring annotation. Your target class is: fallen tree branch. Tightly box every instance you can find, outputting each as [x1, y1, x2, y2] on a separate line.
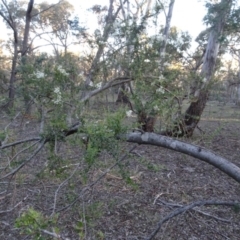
[157, 200, 231, 223]
[40, 229, 66, 240]
[126, 132, 240, 183]
[2, 125, 240, 185]
[146, 200, 240, 240]
[0, 140, 46, 179]
[0, 137, 41, 149]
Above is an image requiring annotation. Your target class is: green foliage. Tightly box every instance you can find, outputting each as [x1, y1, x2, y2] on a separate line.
[0, 130, 6, 142]
[15, 208, 59, 240]
[47, 154, 67, 176]
[105, 110, 127, 137]
[233, 204, 240, 213]
[84, 110, 127, 160]
[75, 202, 104, 238]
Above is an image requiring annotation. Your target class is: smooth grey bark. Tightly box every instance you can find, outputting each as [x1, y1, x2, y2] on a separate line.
[116, 0, 153, 104]
[166, 0, 233, 137]
[22, 0, 34, 56]
[2, 115, 240, 183]
[21, 0, 34, 114]
[126, 131, 240, 183]
[159, 0, 175, 59]
[85, 0, 124, 86]
[115, 0, 132, 104]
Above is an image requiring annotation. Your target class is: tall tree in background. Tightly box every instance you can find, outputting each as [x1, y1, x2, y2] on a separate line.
[36, 0, 76, 57]
[84, 0, 123, 87]
[142, 0, 175, 131]
[166, 0, 233, 137]
[116, 0, 155, 106]
[0, 0, 34, 110]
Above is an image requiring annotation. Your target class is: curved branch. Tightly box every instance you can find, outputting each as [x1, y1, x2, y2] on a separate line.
[126, 132, 240, 183]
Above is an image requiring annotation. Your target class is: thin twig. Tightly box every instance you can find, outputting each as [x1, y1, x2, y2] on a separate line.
[157, 200, 232, 223]
[0, 195, 28, 214]
[57, 144, 138, 213]
[1, 137, 42, 150]
[51, 163, 81, 215]
[146, 200, 240, 240]
[8, 141, 39, 165]
[0, 140, 46, 180]
[40, 229, 66, 239]
[1, 111, 21, 145]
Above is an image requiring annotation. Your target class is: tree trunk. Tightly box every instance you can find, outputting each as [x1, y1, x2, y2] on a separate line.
[5, 30, 18, 111]
[0, 0, 34, 112]
[22, 0, 34, 114]
[165, 0, 233, 137]
[137, 111, 156, 132]
[159, 0, 175, 60]
[116, 83, 131, 105]
[84, 0, 123, 87]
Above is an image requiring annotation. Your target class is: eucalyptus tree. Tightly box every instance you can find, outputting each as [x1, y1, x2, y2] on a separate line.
[35, 0, 84, 57]
[0, 0, 35, 110]
[167, 0, 234, 137]
[104, 0, 177, 131]
[0, 0, 80, 112]
[83, 0, 124, 88]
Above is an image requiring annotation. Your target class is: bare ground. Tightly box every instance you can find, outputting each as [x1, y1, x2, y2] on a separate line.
[0, 101, 240, 240]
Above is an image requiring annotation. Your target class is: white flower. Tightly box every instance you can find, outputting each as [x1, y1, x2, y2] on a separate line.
[78, 72, 84, 77]
[53, 87, 61, 93]
[34, 71, 45, 79]
[89, 81, 94, 87]
[156, 87, 165, 94]
[159, 74, 165, 81]
[202, 77, 207, 83]
[57, 65, 69, 76]
[126, 110, 133, 117]
[146, 43, 151, 49]
[160, 52, 165, 57]
[98, 41, 106, 46]
[52, 87, 62, 104]
[95, 82, 103, 89]
[144, 59, 150, 63]
[163, 62, 170, 67]
[158, 35, 164, 41]
[52, 97, 61, 104]
[139, 34, 147, 43]
[153, 105, 159, 111]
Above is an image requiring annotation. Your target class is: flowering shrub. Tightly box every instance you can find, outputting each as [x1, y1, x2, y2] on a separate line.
[52, 86, 62, 105]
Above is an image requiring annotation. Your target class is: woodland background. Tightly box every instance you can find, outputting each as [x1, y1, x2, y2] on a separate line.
[0, 0, 240, 239]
